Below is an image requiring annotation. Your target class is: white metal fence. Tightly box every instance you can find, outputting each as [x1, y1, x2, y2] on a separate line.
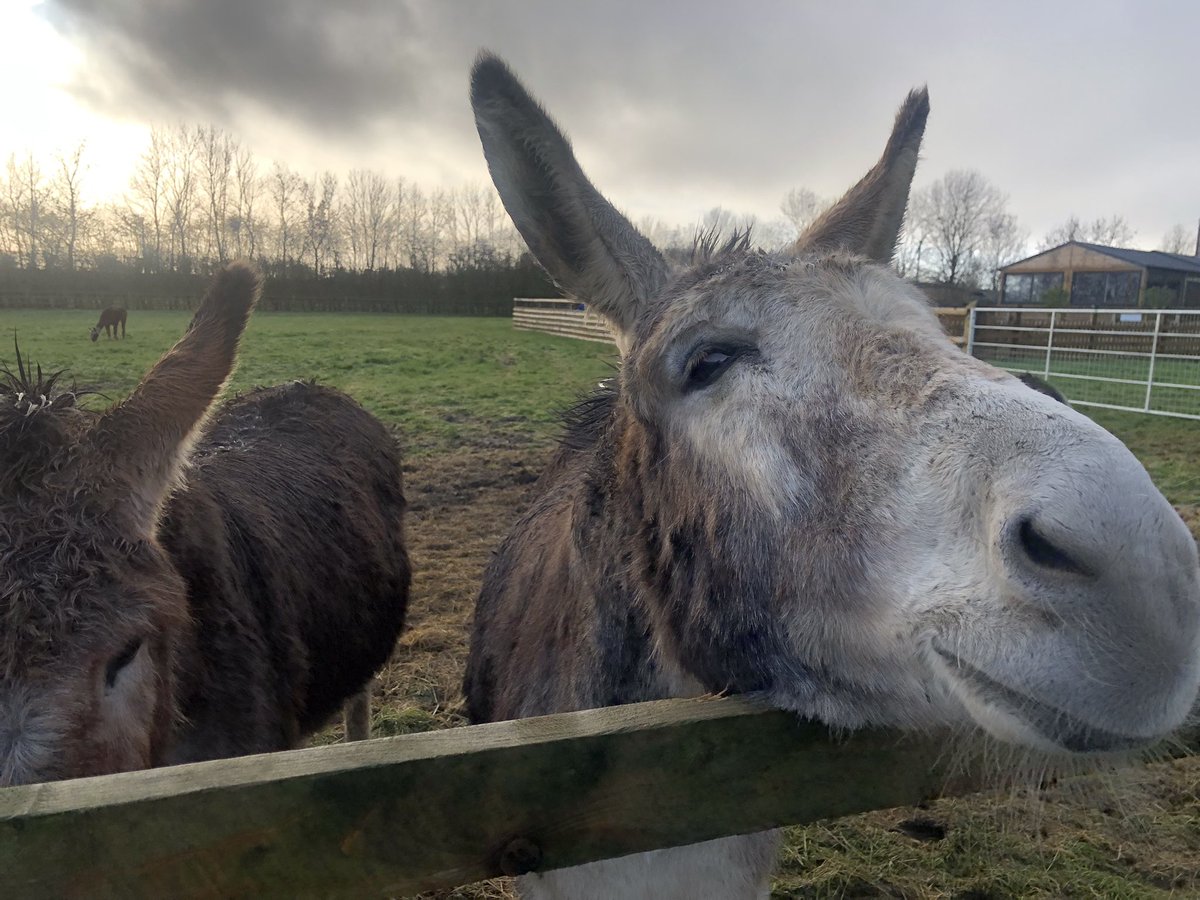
[968, 307, 1200, 420]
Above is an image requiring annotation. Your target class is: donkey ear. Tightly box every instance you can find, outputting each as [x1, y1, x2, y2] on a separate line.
[794, 88, 929, 264]
[85, 263, 260, 527]
[470, 53, 669, 344]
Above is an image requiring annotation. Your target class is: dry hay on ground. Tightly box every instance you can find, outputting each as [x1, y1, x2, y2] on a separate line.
[378, 446, 547, 735]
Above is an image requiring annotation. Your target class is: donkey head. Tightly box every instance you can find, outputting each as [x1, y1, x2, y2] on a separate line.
[0, 264, 259, 784]
[89, 326, 100, 343]
[472, 55, 1200, 754]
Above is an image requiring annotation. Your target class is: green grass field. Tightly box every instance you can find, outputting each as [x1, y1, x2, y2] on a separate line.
[977, 348, 1200, 419]
[0, 309, 616, 455]
[3, 308, 1199, 899]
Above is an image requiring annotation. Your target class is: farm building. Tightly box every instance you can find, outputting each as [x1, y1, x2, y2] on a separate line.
[999, 241, 1200, 308]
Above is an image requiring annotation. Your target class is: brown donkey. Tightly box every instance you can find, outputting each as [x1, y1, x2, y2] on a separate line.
[463, 55, 1200, 898]
[90, 306, 126, 342]
[0, 263, 410, 784]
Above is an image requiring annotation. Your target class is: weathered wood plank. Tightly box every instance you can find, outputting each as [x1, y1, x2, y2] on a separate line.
[513, 303, 616, 344]
[0, 696, 1194, 898]
[515, 324, 615, 344]
[514, 313, 612, 333]
[513, 307, 610, 327]
[0, 698, 967, 898]
[512, 311, 612, 335]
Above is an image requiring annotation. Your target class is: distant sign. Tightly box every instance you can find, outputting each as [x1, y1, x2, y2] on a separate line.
[1119, 313, 1143, 323]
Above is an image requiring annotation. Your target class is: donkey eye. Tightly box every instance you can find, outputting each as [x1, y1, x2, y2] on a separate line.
[686, 346, 742, 390]
[105, 638, 144, 689]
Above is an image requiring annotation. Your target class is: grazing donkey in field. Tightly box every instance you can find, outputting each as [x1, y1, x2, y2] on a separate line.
[463, 55, 1200, 899]
[90, 306, 127, 342]
[0, 263, 410, 785]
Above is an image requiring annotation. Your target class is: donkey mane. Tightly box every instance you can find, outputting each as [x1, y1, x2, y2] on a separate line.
[670, 226, 755, 268]
[560, 380, 620, 452]
[0, 349, 143, 676]
[0, 349, 92, 494]
[0, 346, 77, 419]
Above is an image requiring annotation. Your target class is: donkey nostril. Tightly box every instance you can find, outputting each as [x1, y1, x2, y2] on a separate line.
[1017, 517, 1090, 576]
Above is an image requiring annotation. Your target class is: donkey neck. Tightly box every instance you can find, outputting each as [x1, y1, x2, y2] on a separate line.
[574, 426, 706, 706]
[558, 386, 796, 706]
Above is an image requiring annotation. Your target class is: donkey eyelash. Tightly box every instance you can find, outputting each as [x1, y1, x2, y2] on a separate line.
[104, 638, 144, 689]
[683, 344, 757, 390]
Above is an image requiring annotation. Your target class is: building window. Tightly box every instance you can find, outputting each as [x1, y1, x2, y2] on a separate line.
[1185, 279, 1200, 309]
[1070, 271, 1140, 307]
[1002, 272, 1064, 304]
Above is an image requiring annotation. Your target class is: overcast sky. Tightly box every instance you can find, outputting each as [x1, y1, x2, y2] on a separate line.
[8, 0, 1198, 249]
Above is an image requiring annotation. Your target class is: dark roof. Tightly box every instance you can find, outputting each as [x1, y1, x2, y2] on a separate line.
[1075, 242, 1200, 275]
[1003, 241, 1200, 275]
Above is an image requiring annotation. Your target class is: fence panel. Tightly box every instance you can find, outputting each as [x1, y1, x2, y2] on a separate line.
[968, 307, 1200, 419]
[0, 697, 1019, 899]
[933, 306, 970, 347]
[512, 298, 616, 344]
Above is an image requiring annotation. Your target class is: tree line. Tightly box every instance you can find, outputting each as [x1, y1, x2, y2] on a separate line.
[780, 177, 1195, 291]
[2, 126, 1194, 297]
[0, 125, 537, 280]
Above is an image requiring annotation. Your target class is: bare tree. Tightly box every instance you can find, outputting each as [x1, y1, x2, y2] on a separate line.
[400, 184, 430, 272]
[979, 212, 1028, 291]
[700, 206, 756, 237]
[3, 153, 43, 268]
[908, 169, 1010, 286]
[779, 187, 830, 238]
[163, 125, 200, 270]
[113, 205, 150, 266]
[455, 184, 484, 259]
[381, 177, 406, 269]
[635, 215, 685, 252]
[50, 143, 88, 270]
[128, 128, 168, 271]
[1160, 223, 1196, 256]
[1039, 214, 1135, 250]
[454, 183, 515, 269]
[5, 153, 45, 269]
[1039, 214, 1084, 248]
[1087, 215, 1135, 247]
[755, 218, 797, 252]
[481, 188, 502, 247]
[199, 126, 234, 264]
[268, 161, 303, 266]
[232, 145, 260, 260]
[301, 171, 338, 275]
[429, 187, 455, 272]
[342, 169, 391, 271]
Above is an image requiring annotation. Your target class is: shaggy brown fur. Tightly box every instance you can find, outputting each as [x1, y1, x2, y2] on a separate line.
[0, 264, 410, 785]
[90, 307, 126, 341]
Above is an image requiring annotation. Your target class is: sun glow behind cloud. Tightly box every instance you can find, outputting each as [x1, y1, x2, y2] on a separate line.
[3, 1, 146, 204]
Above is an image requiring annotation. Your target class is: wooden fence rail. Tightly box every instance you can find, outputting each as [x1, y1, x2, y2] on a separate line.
[513, 297, 616, 344]
[515, 299, 971, 347]
[0, 698, 995, 898]
[3, 696, 1193, 899]
[935, 305, 971, 346]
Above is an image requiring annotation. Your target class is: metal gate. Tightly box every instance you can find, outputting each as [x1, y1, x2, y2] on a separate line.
[967, 307, 1200, 420]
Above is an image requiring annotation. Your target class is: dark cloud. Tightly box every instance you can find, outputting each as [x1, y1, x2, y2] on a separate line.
[41, 0, 1200, 242]
[46, 0, 428, 127]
